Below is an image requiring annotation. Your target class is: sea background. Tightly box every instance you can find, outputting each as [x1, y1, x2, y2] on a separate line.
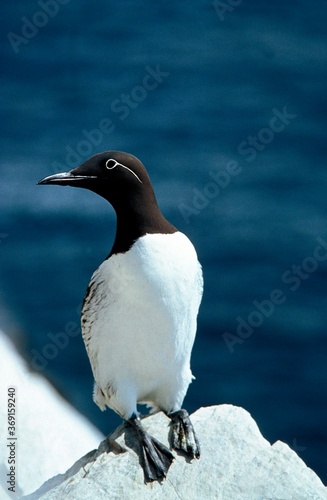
[1, 0, 327, 483]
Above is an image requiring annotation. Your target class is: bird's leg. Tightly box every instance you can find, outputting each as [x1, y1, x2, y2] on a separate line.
[169, 409, 200, 459]
[127, 414, 175, 483]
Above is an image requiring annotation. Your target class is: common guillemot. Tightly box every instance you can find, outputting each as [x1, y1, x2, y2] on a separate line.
[38, 151, 203, 482]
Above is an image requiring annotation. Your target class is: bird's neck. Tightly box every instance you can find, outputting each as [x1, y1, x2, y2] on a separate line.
[108, 196, 177, 257]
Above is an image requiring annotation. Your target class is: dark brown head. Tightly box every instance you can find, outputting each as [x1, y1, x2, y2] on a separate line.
[38, 151, 176, 255]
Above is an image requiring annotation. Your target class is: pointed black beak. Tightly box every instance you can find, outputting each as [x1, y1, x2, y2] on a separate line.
[37, 172, 97, 186]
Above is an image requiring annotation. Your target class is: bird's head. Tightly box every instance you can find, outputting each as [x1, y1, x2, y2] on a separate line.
[38, 150, 177, 254]
[38, 151, 155, 210]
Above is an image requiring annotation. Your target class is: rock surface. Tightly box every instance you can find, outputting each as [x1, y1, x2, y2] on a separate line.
[0, 331, 104, 497]
[25, 405, 327, 500]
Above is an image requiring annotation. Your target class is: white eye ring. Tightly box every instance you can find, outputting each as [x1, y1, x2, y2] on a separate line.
[105, 159, 142, 184]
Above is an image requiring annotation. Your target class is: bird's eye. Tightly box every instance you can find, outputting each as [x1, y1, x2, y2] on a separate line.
[105, 159, 118, 170]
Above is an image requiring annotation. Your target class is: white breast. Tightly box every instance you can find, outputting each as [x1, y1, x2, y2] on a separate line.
[81, 231, 203, 419]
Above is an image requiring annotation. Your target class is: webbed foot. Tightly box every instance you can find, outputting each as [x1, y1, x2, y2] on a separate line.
[169, 409, 200, 459]
[128, 416, 175, 483]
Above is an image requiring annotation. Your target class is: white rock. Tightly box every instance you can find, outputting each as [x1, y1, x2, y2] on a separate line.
[25, 405, 327, 500]
[0, 331, 104, 497]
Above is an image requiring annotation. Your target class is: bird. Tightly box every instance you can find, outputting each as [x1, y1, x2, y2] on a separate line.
[38, 151, 203, 482]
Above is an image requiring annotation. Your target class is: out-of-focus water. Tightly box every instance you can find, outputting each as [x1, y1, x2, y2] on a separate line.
[1, 0, 327, 483]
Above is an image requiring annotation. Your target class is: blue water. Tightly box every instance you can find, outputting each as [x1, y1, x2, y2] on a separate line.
[1, 0, 327, 483]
